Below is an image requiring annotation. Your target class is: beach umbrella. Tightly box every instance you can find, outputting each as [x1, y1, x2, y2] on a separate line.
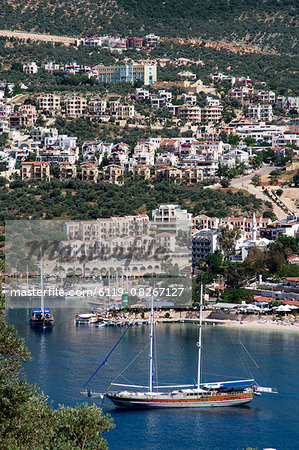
[287, 304, 298, 310]
[246, 304, 261, 312]
[276, 305, 292, 312]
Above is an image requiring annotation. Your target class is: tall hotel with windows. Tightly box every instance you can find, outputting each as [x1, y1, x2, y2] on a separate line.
[97, 64, 157, 85]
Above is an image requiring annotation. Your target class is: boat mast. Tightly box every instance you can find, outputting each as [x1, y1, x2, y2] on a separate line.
[197, 283, 203, 390]
[149, 295, 154, 392]
[40, 248, 45, 316]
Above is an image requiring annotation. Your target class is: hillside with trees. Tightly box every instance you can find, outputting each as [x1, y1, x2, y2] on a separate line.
[0, 0, 297, 53]
[0, 178, 265, 221]
[0, 295, 114, 448]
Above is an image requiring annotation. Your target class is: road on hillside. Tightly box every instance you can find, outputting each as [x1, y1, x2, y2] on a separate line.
[230, 165, 292, 220]
[0, 30, 76, 44]
[0, 30, 275, 56]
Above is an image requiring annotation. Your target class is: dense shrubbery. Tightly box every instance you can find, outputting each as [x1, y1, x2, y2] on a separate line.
[194, 236, 299, 303]
[0, 0, 297, 53]
[0, 294, 114, 448]
[0, 179, 263, 221]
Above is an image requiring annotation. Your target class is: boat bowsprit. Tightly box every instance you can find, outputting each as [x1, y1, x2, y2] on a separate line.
[80, 389, 104, 399]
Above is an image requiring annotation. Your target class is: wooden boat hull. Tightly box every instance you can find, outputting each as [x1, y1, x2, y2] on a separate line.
[30, 318, 54, 327]
[106, 392, 254, 408]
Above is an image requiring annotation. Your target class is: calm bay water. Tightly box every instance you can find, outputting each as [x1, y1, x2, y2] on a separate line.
[7, 307, 299, 450]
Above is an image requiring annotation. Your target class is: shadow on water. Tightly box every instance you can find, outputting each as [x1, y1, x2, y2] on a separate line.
[29, 324, 54, 335]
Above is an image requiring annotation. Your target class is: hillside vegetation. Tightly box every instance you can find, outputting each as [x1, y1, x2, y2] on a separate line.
[0, 179, 265, 221]
[0, 0, 298, 53]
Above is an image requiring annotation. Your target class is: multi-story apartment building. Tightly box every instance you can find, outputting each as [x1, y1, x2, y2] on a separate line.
[21, 161, 50, 180]
[158, 90, 172, 103]
[64, 214, 150, 241]
[113, 103, 135, 118]
[44, 134, 77, 150]
[97, 64, 157, 85]
[127, 37, 143, 48]
[19, 105, 37, 125]
[144, 34, 160, 45]
[201, 105, 222, 122]
[133, 150, 155, 166]
[156, 152, 178, 166]
[10, 105, 37, 128]
[0, 103, 14, 117]
[152, 204, 192, 234]
[132, 164, 151, 180]
[256, 90, 276, 103]
[31, 127, 58, 141]
[59, 162, 77, 180]
[38, 94, 61, 111]
[247, 104, 273, 122]
[44, 61, 61, 72]
[23, 62, 38, 74]
[236, 123, 282, 144]
[88, 98, 108, 115]
[208, 72, 236, 85]
[192, 215, 220, 230]
[156, 167, 183, 184]
[288, 118, 299, 133]
[261, 217, 299, 240]
[135, 88, 150, 100]
[228, 87, 252, 101]
[64, 95, 87, 117]
[37, 148, 78, 165]
[178, 105, 201, 122]
[192, 229, 220, 262]
[81, 163, 99, 182]
[100, 164, 124, 185]
[277, 96, 299, 112]
[0, 118, 10, 133]
[183, 167, 203, 184]
[193, 214, 271, 239]
[151, 96, 166, 109]
[182, 93, 197, 105]
[184, 159, 218, 178]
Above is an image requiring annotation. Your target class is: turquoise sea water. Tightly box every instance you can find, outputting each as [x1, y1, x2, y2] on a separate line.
[8, 308, 299, 450]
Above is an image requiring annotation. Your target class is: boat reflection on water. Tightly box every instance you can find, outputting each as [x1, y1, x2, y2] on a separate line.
[30, 322, 53, 335]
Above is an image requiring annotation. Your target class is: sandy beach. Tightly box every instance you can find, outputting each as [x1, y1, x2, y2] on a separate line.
[221, 318, 299, 332]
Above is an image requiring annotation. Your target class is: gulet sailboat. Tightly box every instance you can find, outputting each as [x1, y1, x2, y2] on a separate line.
[83, 284, 276, 408]
[30, 252, 54, 327]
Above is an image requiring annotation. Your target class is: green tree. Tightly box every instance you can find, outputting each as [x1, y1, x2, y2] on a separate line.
[293, 171, 299, 186]
[225, 263, 248, 289]
[219, 226, 241, 259]
[266, 242, 287, 273]
[0, 295, 114, 448]
[252, 174, 261, 186]
[0, 133, 8, 148]
[221, 288, 254, 304]
[263, 210, 277, 221]
[227, 134, 240, 146]
[244, 247, 267, 276]
[244, 136, 256, 146]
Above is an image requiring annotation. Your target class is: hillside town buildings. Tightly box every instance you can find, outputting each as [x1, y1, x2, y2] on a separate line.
[97, 64, 157, 85]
